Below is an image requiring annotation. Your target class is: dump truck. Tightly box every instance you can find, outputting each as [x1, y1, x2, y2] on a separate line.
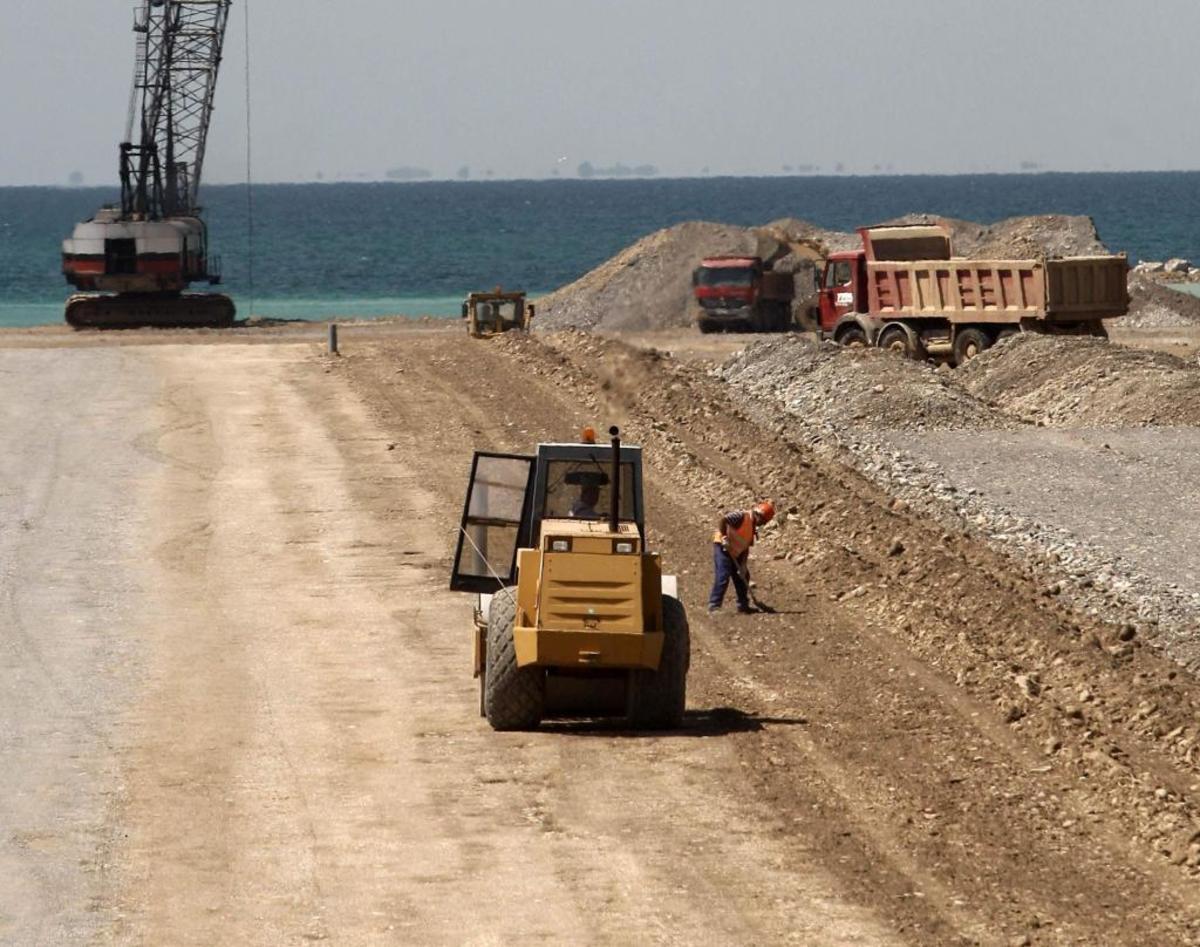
[691, 256, 795, 333]
[462, 289, 534, 338]
[819, 224, 1130, 365]
[449, 426, 689, 731]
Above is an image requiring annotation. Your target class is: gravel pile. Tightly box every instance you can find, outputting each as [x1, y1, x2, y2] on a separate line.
[970, 215, 1110, 258]
[718, 330, 1200, 434]
[719, 334, 1005, 433]
[958, 334, 1200, 427]
[1118, 275, 1200, 329]
[534, 221, 759, 332]
[537, 214, 1114, 333]
[717, 334, 1200, 665]
[882, 213, 1108, 258]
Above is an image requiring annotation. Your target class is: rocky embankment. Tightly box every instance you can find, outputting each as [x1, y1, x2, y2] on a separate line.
[1120, 274, 1200, 329]
[535, 213, 1126, 333]
[533, 209, 1200, 665]
[533, 219, 853, 332]
[719, 333, 1200, 667]
[1133, 257, 1200, 283]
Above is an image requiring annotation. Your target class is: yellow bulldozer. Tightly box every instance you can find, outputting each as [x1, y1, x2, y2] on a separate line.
[449, 426, 690, 730]
[462, 288, 534, 338]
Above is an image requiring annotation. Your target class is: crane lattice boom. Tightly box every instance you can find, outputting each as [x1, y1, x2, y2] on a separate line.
[123, 0, 231, 219]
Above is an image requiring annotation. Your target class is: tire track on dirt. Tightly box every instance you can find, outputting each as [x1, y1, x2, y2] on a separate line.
[340, 330, 1200, 945]
[0, 347, 158, 946]
[336, 341, 909, 945]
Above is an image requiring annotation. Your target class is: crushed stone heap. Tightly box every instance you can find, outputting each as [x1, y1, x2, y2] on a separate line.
[956, 334, 1200, 427]
[536, 214, 1115, 333]
[719, 332, 1200, 433]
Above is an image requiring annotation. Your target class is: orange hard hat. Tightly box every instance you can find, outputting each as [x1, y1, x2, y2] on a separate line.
[753, 500, 776, 523]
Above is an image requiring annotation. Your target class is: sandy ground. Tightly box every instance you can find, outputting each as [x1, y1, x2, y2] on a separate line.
[0, 336, 892, 946]
[0, 348, 156, 944]
[4, 323, 1200, 945]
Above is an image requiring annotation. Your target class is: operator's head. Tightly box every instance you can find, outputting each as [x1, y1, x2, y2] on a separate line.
[752, 500, 776, 525]
[580, 483, 601, 508]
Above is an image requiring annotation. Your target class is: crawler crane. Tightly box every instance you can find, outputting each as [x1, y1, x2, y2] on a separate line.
[61, 0, 236, 328]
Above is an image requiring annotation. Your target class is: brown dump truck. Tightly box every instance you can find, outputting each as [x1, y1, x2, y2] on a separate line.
[818, 225, 1130, 365]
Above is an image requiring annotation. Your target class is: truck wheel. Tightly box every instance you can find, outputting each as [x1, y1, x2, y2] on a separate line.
[835, 324, 868, 348]
[478, 625, 487, 717]
[952, 327, 991, 366]
[756, 309, 778, 333]
[878, 323, 923, 360]
[484, 588, 544, 731]
[697, 318, 717, 335]
[626, 596, 691, 730]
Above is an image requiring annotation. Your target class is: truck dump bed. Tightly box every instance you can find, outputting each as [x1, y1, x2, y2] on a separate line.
[760, 270, 795, 301]
[860, 226, 1128, 326]
[866, 257, 1128, 325]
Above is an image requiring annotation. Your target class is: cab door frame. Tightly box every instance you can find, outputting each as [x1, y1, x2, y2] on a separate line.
[449, 451, 535, 594]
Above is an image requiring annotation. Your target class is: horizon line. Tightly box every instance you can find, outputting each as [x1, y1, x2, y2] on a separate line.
[4, 167, 1200, 190]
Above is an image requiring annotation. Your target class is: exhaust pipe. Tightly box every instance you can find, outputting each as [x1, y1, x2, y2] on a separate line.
[609, 425, 621, 533]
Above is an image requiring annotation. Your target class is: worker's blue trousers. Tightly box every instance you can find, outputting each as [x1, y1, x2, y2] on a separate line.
[708, 543, 749, 610]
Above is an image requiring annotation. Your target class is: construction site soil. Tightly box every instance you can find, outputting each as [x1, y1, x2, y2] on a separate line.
[5, 320, 1200, 944]
[8, 208, 1200, 944]
[9, 204, 1200, 946]
[717, 332, 1200, 656]
[337, 324, 1200, 944]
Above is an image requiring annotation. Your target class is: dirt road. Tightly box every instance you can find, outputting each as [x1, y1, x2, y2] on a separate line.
[0, 348, 157, 944]
[342, 327, 1200, 945]
[1, 336, 893, 945]
[5, 326, 1200, 945]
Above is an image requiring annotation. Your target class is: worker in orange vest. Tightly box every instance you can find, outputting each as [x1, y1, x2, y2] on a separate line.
[709, 500, 775, 613]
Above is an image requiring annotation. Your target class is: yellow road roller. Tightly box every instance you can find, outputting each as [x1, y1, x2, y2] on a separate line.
[449, 426, 689, 730]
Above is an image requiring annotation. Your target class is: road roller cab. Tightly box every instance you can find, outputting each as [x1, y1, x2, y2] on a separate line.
[449, 427, 689, 730]
[461, 288, 533, 338]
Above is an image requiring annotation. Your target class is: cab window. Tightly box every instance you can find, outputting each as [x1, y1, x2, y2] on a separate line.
[828, 260, 852, 286]
[541, 460, 636, 521]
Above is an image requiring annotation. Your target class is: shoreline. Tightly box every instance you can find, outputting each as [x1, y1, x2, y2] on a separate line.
[4, 281, 1198, 333]
[0, 299, 469, 331]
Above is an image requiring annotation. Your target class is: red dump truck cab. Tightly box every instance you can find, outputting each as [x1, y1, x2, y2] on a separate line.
[692, 256, 794, 333]
[817, 250, 868, 336]
[818, 224, 1129, 365]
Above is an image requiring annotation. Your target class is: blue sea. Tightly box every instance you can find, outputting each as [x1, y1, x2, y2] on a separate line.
[1, 173, 1198, 327]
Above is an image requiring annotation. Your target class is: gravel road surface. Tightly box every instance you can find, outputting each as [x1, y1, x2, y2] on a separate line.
[0, 337, 893, 945]
[889, 426, 1200, 594]
[0, 349, 157, 944]
[5, 324, 1200, 944]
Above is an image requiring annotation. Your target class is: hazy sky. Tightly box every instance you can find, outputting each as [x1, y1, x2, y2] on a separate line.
[2, 0, 1198, 186]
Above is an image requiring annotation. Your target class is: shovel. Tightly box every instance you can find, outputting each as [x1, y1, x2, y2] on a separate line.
[731, 552, 775, 614]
